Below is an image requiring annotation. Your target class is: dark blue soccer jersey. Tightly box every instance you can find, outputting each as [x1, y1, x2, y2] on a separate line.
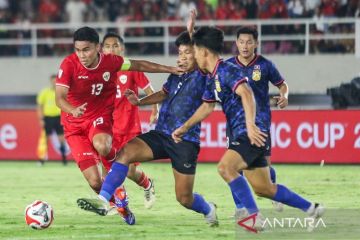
[155, 70, 211, 144]
[226, 55, 284, 131]
[203, 59, 266, 139]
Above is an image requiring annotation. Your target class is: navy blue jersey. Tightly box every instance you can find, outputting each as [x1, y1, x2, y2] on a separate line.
[156, 70, 211, 144]
[203, 59, 266, 139]
[226, 55, 284, 131]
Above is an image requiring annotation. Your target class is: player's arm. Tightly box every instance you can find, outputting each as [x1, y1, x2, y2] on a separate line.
[187, 9, 197, 39]
[235, 83, 267, 147]
[125, 89, 167, 106]
[120, 58, 183, 75]
[172, 102, 215, 143]
[274, 82, 289, 109]
[143, 85, 159, 124]
[55, 86, 87, 117]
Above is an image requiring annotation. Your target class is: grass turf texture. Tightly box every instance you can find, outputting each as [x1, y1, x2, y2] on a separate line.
[0, 162, 359, 240]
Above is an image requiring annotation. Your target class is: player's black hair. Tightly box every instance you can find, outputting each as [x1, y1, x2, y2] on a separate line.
[175, 31, 192, 47]
[236, 26, 258, 41]
[102, 32, 124, 45]
[73, 26, 99, 44]
[192, 27, 224, 54]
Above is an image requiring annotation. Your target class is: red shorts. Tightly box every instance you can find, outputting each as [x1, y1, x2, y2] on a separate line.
[101, 132, 140, 172]
[64, 114, 113, 171]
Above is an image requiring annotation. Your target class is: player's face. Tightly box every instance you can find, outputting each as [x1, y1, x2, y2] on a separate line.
[236, 34, 258, 59]
[102, 37, 124, 56]
[177, 44, 195, 72]
[193, 45, 207, 71]
[74, 41, 100, 68]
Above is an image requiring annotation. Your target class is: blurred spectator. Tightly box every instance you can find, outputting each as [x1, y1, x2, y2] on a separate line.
[244, 0, 258, 19]
[288, 0, 306, 18]
[65, 0, 87, 24]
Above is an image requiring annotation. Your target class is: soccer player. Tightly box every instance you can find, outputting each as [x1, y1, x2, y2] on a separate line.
[55, 26, 181, 225]
[77, 31, 219, 227]
[172, 26, 324, 232]
[37, 74, 67, 165]
[101, 32, 157, 209]
[226, 26, 289, 213]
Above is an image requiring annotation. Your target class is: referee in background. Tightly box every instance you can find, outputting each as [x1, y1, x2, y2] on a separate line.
[37, 74, 67, 165]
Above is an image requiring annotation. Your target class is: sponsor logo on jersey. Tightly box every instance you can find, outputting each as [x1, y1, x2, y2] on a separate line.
[252, 65, 261, 81]
[58, 69, 63, 78]
[215, 74, 222, 92]
[78, 75, 88, 79]
[103, 71, 110, 81]
[119, 74, 127, 84]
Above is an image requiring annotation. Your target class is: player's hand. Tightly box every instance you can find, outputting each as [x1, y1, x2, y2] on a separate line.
[71, 102, 87, 117]
[124, 89, 140, 105]
[170, 66, 185, 75]
[172, 125, 189, 143]
[187, 9, 197, 37]
[149, 107, 159, 125]
[273, 95, 288, 109]
[246, 124, 268, 147]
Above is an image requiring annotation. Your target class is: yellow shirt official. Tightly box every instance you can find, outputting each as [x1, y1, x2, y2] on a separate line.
[37, 88, 61, 117]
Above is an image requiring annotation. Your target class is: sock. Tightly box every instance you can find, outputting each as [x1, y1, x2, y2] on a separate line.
[270, 166, 276, 183]
[190, 193, 211, 215]
[229, 176, 259, 214]
[99, 162, 128, 201]
[272, 184, 312, 212]
[104, 147, 116, 161]
[137, 171, 150, 189]
[231, 190, 245, 209]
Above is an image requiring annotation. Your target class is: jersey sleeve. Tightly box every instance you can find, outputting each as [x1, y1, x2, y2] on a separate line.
[268, 61, 285, 86]
[225, 68, 248, 93]
[56, 58, 74, 88]
[109, 54, 125, 71]
[202, 79, 217, 102]
[135, 72, 151, 90]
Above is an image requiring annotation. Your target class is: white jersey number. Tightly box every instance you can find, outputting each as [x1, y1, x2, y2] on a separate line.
[91, 83, 103, 96]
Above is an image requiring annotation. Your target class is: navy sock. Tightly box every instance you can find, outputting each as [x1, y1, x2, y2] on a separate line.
[190, 193, 211, 215]
[229, 176, 258, 214]
[231, 188, 245, 209]
[99, 162, 128, 201]
[270, 166, 276, 183]
[272, 184, 312, 212]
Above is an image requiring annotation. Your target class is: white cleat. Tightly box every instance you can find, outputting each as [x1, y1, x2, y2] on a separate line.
[307, 203, 325, 232]
[106, 202, 119, 216]
[272, 201, 284, 212]
[235, 209, 265, 232]
[144, 179, 156, 209]
[205, 202, 219, 227]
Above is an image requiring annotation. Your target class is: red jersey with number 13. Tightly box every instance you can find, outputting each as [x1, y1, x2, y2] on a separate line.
[113, 71, 150, 135]
[56, 52, 124, 125]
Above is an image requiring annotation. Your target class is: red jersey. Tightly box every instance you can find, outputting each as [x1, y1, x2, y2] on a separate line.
[113, 71, 150, 135]
[56, 53, 124, 125]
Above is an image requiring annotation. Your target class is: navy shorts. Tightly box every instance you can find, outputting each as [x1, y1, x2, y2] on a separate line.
[44, 116, 64, 135]
[228, 134, 270, 169]
[137, 130, 199, 174]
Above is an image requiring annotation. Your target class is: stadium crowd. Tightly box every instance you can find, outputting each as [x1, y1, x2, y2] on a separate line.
[0, 0, 357, 56]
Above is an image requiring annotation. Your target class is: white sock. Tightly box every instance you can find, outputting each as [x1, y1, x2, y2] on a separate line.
[306, 203, 315, 215]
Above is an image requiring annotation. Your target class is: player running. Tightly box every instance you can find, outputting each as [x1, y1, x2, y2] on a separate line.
[226, 26, 289, 214]
[172, 26, 324, 232]
[101, 32, 157, 210]
[55, 26, 181, 225]
[77, 31, 219, 227]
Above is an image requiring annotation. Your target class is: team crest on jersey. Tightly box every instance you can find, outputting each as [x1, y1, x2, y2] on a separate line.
[252, 65, 261, 81]
[119, 74, 127, 84]
[215, 74, 222, 92]
[103, 71, 110, 81]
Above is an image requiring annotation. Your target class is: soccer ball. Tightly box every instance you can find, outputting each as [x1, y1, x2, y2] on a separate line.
[25, 200, 54, 230]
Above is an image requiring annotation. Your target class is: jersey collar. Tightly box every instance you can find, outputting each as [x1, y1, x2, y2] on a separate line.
[236, 54, 259, 67]
[82, 53, 103, 70]
[211, 58, 223, 78]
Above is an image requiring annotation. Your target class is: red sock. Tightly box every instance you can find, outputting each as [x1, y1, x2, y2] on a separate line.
[104, 147, 116, 161]
[137, 171, 150, 189]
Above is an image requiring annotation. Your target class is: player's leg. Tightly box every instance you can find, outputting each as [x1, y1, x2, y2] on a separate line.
[77, 131, 162, 215]
[54, 116, 67, 165]
[266, 156, 283, 211]
[39, 117, 52, 165]
[244, 166, 324, 230]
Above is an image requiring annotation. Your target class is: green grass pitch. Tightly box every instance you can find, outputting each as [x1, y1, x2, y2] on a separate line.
[0, 161, 359, 240]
